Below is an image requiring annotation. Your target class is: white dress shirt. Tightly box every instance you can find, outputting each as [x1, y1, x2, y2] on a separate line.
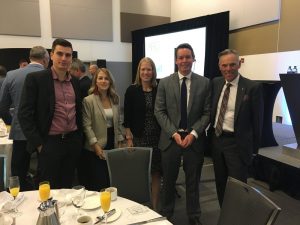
[214, 74, 240, 132]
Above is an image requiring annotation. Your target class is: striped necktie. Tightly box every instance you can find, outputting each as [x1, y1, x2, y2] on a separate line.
[215, 83, 231, 136]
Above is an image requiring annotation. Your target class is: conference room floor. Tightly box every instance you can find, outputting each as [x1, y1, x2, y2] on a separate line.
[172, 157, 300, 225]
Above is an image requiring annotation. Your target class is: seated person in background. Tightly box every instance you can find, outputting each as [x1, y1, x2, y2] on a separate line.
[19, 59, 29, 68]
[0, 65, 10, 124]
[123, 57, 161, 211]
[88, 64, 98, 80]
[0, 65, 7, 90]
[81, 68, 124, 191]
[69, 58, 91, 98]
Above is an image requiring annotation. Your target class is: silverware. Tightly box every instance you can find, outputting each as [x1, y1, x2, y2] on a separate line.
[94, 208, 116, 224]
[126, 216, 167, 225]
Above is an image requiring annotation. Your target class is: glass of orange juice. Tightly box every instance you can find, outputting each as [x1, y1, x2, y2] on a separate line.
[39, 181, 50, 202]
[100, 190, 111, 224]
[9, 176, 21, 217]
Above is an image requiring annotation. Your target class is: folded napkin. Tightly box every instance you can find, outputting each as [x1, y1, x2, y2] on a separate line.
[0, 191, 25, 211]
[52, 189, 81, 205]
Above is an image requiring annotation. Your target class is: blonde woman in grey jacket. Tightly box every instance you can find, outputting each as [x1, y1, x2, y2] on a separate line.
[80, 68, 124, 191]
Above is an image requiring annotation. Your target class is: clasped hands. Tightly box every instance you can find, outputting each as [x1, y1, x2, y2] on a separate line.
[173, 132, 195, 148]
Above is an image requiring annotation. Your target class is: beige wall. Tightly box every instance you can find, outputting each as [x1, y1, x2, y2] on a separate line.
[229, 22, 279, 55]
[278, 0, 300, 51]
[120, 0, 171, 42]
[229, 0, 300, 54]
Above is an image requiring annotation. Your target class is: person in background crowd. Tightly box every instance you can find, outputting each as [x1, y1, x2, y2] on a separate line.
[19, 59, 29, 68]
[0, 46, 49, 191]
[88, 64, 98, 80]
[81, 68, 124, 191]
[18, 38, 83, 188]
[69, 58, 91, 98]
[155, 43, 211, 225]
[123, 57, 161, 211]
[209, 49, 263, 206]
[0, 65, 7, 90]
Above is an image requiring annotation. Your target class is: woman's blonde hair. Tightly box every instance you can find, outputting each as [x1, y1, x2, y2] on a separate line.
[134, 57, 157, 87]
[89, 68, 119, 104]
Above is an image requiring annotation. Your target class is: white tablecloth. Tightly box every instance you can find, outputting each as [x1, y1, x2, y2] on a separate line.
[0, 136, 13, 189]
[13, 190, 172, 225]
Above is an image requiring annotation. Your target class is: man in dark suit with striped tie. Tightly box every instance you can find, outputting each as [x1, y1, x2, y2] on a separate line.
[210, 49, 264, 206]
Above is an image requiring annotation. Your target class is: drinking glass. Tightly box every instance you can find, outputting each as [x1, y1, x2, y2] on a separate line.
[8, 176, 21, 217]
[100, 191, 111, 224]
[71, 185, 86, 217]
[39, 181, 50, 202]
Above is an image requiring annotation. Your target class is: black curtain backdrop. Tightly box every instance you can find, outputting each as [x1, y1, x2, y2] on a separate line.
[0, 48, 78, 71]
[132, 11, 229, 82]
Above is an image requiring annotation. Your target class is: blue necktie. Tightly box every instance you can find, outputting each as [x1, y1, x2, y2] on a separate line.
[180, 77, 187, 130]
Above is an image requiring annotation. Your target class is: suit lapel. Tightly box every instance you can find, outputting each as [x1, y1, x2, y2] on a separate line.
[171, 73, 180, 109]
[188, 73, 196, 114]
[234, 76, 246, 122]
[112, 104, 118, 128]
[94, 95, 107, 120]
[47, 70, 55, 117]
[212, 79, 225, 120]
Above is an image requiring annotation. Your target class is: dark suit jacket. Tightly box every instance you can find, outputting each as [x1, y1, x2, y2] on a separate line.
[79, 75, 92, 99]
[211, 75, 264, 164]
[123, 84, 159, 137]
[18, 69, 82, 153]
[155, 72, 211, 152]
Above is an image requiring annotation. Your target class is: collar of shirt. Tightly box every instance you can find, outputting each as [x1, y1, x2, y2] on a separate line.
[29, 62, 43, 66]
[178, 71, 192, 80]
[226, 73, 240, 87]
[51, 66, 71, 81]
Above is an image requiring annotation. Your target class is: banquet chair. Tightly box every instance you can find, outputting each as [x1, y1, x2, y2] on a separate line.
[105, 147, 152, 204]
[217, 177, 281, 225]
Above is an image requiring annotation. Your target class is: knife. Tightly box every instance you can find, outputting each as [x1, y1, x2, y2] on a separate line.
[127, 216, 167, 225]
[94, 208, 116, 224]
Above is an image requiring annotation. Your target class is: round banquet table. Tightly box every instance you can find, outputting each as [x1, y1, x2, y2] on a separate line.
[13, 189, 172, 225]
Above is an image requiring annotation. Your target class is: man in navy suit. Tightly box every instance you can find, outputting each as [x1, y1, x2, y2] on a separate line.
[155, 43, 211, 225]
[0, 46, 49, 190]
[210, 49, 264, 206]
[18, 39, 82, 188]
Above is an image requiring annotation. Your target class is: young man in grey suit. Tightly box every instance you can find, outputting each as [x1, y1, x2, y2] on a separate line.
[0, 46, 49, 190]
[210, 49, 263, 206]
[155, 43, 211, 225]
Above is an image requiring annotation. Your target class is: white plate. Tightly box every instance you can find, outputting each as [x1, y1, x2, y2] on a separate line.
[81, 195, 100, 210]
[101, 207, 122, 223]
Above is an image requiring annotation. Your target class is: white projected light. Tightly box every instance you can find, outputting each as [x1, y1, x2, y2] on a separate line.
[145, 27, 206, 79]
